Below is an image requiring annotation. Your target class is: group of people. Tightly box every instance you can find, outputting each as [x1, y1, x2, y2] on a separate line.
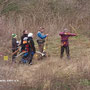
[12, 27, 77, 64]
[12, 27, 48, 64]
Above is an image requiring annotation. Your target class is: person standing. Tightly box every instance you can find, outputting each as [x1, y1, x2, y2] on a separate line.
[12, 34, 19, 62]
[27, 33, 36, 65]
[59, 28, 77, 59]
[20, 30, 28, 63]
[21, 30, 28, 52]
[37, 27, 48, 53]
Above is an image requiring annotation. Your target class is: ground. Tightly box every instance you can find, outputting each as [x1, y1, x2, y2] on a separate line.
[0, 35, 90, 90]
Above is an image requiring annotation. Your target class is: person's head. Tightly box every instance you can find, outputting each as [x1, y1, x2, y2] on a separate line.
[28, 33, 33, 38]
[12, 34, 17, 38]
[39, 27, 45, 33]
[23, 30, 28, 34]
[63, 28, 69, 33]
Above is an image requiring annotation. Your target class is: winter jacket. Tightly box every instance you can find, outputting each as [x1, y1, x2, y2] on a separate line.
[28, 37, 36, 53]
[37, 31, 47, 44]
[21, 34, 28, 46]
[59, 32, 76, 46]
[12, 38, 18, 50]
[21, 34, 28, 51]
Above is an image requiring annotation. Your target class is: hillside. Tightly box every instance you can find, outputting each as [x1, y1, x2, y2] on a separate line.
[0, 0, 90, 90]
[0, 0, 90, 36]
[0, 36, 90, 90]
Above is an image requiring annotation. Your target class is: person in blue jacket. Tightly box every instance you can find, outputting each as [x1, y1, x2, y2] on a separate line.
[37, 27, 48, 53]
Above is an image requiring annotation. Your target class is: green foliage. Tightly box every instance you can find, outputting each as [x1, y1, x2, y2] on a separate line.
[0, 0, 5, 4]
[1, 2, 18, 14]
[80, 79, 90, 86]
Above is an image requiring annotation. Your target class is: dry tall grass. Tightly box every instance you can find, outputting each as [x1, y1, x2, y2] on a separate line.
[0, 0, 90, 38]
[0, 0, 90, 90]
[0, 0, 90, 49]
[0, 35, 90, 90]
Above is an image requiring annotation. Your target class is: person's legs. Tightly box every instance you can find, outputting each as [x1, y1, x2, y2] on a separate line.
[28, 51, 34, 64]
[38, 43, 44, 53]
[28, 54, 33, 64]
[41, 43, 44, 53]
[21, 52, 28, 63]
[12, 50, 17, 62]
[65, 46, 70, 59]
[38, 44, 41, 52]
[60, 46, 64, 58]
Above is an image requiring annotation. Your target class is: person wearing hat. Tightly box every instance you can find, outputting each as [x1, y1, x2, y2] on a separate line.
[12, 34, 19, 62]
[59, 28, 77, 59]
[27, 33, 36, 65]
[37, 27, 48, 53]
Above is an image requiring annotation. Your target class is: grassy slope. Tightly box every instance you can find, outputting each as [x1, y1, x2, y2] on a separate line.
[0, 35, 90, 90]
[0, 0, 90, 90]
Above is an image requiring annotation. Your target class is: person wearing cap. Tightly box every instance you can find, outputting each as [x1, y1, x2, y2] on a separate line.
[37, 27, 48, 53]
[12, 34, 19, 62]
[27, 33, 36, 65]
[59, 28, 77, 59]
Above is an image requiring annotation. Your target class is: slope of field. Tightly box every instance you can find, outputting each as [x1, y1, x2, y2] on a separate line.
[0, 35, 90, 90]
[0, 0, 90, 90]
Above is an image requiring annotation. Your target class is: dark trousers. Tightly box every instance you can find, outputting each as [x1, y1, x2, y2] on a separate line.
[38, 43, 44, 53]
[37, 40, 45, 53]
[12, 49, 17, 61]
[28, 53, 34, 64]
[60, 45, 70, 58]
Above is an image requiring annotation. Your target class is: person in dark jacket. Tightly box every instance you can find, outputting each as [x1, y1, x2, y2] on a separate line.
[21, 30, 28, 52]
[12, 34, 19, 62]
[37, 27, 48, 53]
[27, 33, 36, 65]
[20, 30, 29, 63]
[59, 28, 77, 59]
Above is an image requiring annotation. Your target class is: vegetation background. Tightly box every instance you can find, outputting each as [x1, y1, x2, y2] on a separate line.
[0, 0, 90, 90]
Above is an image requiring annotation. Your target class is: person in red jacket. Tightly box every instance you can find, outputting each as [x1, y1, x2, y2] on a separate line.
[59, 28, 77, 59]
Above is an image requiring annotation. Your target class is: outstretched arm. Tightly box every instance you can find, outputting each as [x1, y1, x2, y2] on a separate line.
[59, 32, 77, 36]
[68, 33, 77, 36]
